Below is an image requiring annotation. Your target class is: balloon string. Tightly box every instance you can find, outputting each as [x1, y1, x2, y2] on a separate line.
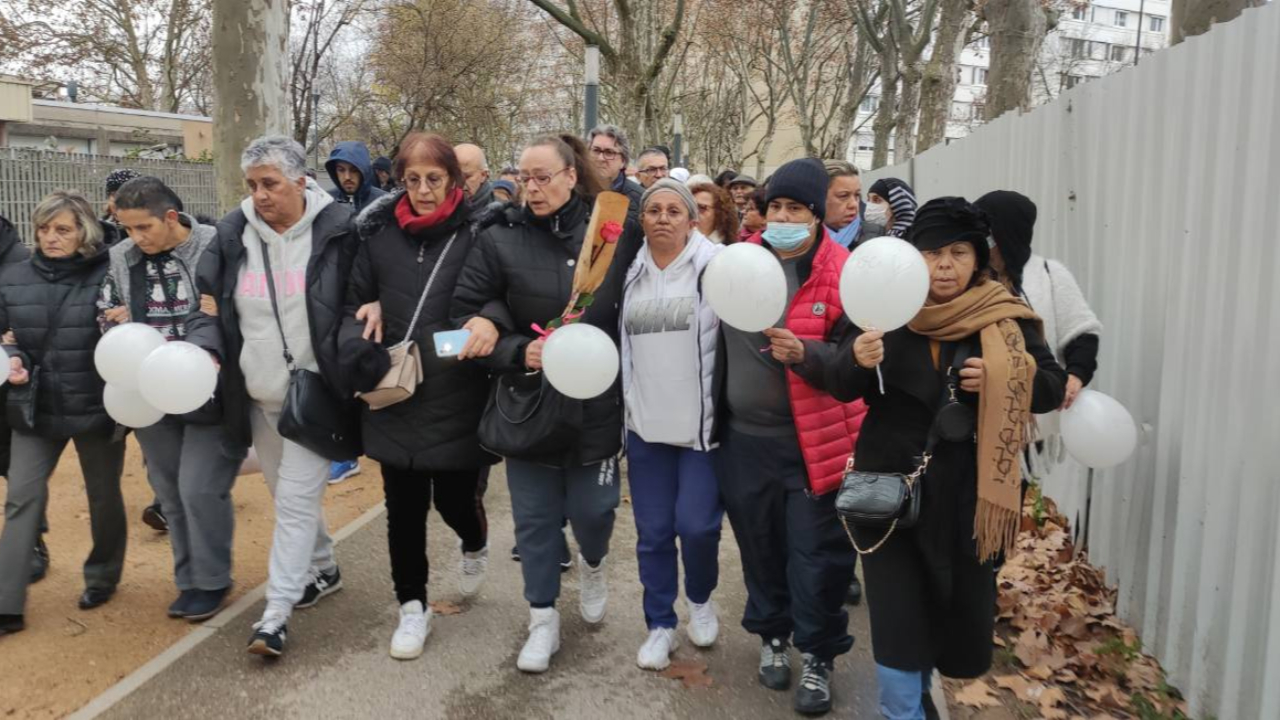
[877, 365, 885, 395]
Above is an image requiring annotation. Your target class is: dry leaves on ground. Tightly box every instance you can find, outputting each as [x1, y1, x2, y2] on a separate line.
[429, 601, 465, 616]
[947, 489, 1192, 720]
[659, 657, 714, 689]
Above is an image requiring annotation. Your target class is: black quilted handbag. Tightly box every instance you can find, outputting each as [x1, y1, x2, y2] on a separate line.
[835, 448, 931, 555]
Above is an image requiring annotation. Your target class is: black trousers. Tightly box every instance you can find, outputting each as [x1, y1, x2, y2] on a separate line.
[382, 465, 489, 605]
[717, 427, 855, 662]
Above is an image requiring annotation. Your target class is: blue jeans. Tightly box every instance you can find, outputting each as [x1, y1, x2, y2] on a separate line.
[626, 432, 723, 629]
[877, 665, 932, 720]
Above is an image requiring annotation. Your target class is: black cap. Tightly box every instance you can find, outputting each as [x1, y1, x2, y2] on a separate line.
[727, 175, 758, 188]
[764, 159, 828, 221]
[974, 190, 1036, 286]
[907, 197, 990, 270]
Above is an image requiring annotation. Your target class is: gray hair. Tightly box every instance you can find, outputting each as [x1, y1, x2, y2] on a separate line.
[823, 159, 859, 180]
[641, 178, 697, 220]
[241, 135, 308, 180]
[588, 124, 631, 163]
[33, 190, 105, 258]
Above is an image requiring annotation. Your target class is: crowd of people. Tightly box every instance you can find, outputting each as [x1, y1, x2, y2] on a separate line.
[0, 122, 1103, 720]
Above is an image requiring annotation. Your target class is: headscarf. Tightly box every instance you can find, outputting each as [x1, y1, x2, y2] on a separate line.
[974, 190, 1036, 292]
[868, 177, 917, 239]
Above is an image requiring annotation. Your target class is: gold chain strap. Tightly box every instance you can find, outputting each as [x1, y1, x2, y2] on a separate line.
[839, 456, 929, 556]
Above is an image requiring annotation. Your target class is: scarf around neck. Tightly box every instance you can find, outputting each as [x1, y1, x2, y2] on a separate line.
[828, 216, 861, 248]
[396, 187, 463, 235]
[908, 280, 1041, 561]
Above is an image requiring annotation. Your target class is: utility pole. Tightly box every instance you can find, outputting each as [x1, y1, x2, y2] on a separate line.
[584, 46, 600, 136]
[672, 111, 683, 167]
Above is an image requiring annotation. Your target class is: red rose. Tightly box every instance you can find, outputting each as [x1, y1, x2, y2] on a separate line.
[601, 221, 623, 244]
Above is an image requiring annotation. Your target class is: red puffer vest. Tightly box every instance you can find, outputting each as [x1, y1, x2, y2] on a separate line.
[748, 231, 868, 495]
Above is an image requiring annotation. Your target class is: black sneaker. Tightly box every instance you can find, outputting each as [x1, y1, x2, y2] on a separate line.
[296, 566, 342, 609]
[0, 614, 25, 636]
[758, 637, 792, 690]
[794, 653, 833, 715]
[30, 537, 49, 583]
[247, 615, 287, 657]
[510, 545, 521, 562]
[168, 590, 197, 618]
[845, 576, 862, 606]
[185, 587, 231, 622]
[142, 503, 169, 533]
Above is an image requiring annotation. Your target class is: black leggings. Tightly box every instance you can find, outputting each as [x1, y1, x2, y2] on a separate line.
[382, 465, 489, 605]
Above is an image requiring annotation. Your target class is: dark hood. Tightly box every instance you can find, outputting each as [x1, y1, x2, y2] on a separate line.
[975, 190, 1036, 288]
[0, 215, 25, 262]
[326, 141, 376, 198]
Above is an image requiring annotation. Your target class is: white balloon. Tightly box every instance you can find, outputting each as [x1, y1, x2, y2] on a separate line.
[138, 341, 219, 415]
[1060, 389, 1138, 469]
[103, 384, 164, 428]
[0, 344, 8, 387]
[542, 323, 620, 400]
[95, 323, 166, 390]
[702, 242, 787, 332]
[839, 236, 931, 332]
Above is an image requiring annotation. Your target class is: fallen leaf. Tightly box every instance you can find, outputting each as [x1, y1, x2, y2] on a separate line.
[954, 680, 1001, 708]
[659, 658, 713, 689]
[1014, 629, 1050, 668]
[429, 601, 464, 616]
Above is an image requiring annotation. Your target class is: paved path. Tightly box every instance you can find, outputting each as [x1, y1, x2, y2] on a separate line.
[97, 465, 881, 719]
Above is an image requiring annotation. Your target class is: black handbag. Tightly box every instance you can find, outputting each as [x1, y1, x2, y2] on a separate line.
[7, 276, 88, 434]
[478, 370, 583, 459]
[259, 239, 361, 461]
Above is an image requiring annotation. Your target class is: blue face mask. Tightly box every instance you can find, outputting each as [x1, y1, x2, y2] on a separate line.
[762, 221, 813, 251]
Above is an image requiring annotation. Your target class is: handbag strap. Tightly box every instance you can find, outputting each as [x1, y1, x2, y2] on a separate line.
[258, 238, 296, 371]
[396, 231, 458, 350]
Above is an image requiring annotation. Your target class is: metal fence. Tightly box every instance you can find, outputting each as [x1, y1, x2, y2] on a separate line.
[0, 148, 218, 241]
[864, 6, 1279, 718]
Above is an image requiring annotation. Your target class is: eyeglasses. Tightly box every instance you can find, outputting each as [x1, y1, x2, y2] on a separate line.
[642, 207, 689, 222]
[638, 166, 669, 177]
[696, 203, 713, 214]
[404, 174, 448, 190]
[590, 147, 624, 160]
[517, 167, 571, 187]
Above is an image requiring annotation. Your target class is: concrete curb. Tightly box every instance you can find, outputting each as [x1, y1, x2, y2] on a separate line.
[67, 501, 388, 720]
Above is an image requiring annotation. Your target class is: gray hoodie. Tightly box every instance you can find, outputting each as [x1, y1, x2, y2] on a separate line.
[99, 213, 217, 339]
[233, 182, 334, 409]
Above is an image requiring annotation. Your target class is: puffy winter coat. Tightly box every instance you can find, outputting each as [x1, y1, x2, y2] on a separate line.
[185, 202, 359, 454]
[0, 249, 114, 439]
[732, 231, 868, 496]
[339, 191, 498, 471]
[451, 193, 642, 468]
[0, 217, 31, 470]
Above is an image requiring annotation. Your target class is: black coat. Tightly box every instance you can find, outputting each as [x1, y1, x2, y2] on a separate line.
[340, 192, 497, 471]
[185, 203, 359, 454]
[826, 320, 1066, 677]
[0, 217, 31, 472]
[0, 249, 114, 439]
[451, 194, 642, 468]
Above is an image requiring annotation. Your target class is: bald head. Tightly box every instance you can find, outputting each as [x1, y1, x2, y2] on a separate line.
[454, 143, 489, 197]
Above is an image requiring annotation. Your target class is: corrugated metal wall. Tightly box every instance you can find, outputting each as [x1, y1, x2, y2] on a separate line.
[864, 6, 1280, 718]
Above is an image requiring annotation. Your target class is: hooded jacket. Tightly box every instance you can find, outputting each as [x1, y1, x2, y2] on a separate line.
[326, 141, 387, 214]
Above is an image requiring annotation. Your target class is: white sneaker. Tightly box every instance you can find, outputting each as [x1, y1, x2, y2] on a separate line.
[637, 627, 679, 670]
[686, 598, 720, 648]
[517, 607, 560, 673]
[578, 553, 608, 624]
[459, 545, 489, 598]
[389, 601, 431, 660]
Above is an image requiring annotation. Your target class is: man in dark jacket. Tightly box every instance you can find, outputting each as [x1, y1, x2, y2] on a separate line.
[372, 156, 396, 192]
[102, 177, 242, 622]
[325, 141, 386, 214]
[587, 125, 643, 221]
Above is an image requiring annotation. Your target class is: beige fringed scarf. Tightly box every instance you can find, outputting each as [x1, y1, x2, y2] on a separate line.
[908, 280, 1041, 562]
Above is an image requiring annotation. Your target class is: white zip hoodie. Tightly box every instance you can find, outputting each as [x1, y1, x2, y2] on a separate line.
[233, 182, 334, 410]
[621, 231, 721, 449]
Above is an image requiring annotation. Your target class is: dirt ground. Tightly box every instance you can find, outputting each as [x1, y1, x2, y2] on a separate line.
[0, 437, 386, 719]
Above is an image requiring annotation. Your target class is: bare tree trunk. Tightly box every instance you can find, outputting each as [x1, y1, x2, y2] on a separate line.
[871, 44, 898, 169]
[893, 62, 923, 161]
[213, 0, 290, 212]
[1170, 0, 1259, 44]
[916, 0, 971, 153]
[982, 0, 1048, 122]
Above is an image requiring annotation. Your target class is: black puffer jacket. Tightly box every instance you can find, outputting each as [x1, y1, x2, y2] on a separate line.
[0, 216, 31, 471]
[340, 192, 497, 471]
[451, 193, 641, 468]
[185, 202, 359, 454]
[0, 248, 114, 439]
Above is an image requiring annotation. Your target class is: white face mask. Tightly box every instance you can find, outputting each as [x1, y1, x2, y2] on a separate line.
[863, 201, 890, 226]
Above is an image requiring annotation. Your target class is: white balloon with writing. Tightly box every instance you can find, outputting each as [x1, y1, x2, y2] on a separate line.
[95, 323, 166, 390]
[542, 323, 619, 400]
[1060, 389, 1138, 469]
[702, 242, 787, 332]
[138, 341, 219, 415]
[103, 384, 164, 428]
[839, 236, 930, 332]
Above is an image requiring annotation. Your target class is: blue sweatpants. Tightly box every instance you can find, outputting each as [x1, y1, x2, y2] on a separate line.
[626, 432, 723, 629]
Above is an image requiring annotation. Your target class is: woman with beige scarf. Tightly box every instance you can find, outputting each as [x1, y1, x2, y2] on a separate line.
[826, 197, 1066, 720]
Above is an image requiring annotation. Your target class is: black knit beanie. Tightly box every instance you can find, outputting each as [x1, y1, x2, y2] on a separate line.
[764, 158, 828, 221]
[974, 190, 1036, 287]
[907, 197, 991, 271]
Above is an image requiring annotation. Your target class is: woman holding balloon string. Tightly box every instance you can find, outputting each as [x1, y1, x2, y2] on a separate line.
[96, 176, 243, 623]
[0, 190, 127, 636]
[451, 133, 642, 674]
[826, 198, 1066, 719]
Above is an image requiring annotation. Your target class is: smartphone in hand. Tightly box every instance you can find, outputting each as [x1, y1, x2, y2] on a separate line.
[433, 329, 472, 358]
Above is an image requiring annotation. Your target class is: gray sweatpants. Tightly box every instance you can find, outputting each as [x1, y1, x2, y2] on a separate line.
[0, 431, 126, 615]
[134, 420, 242, 592]
[506, 457, 620, 607]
